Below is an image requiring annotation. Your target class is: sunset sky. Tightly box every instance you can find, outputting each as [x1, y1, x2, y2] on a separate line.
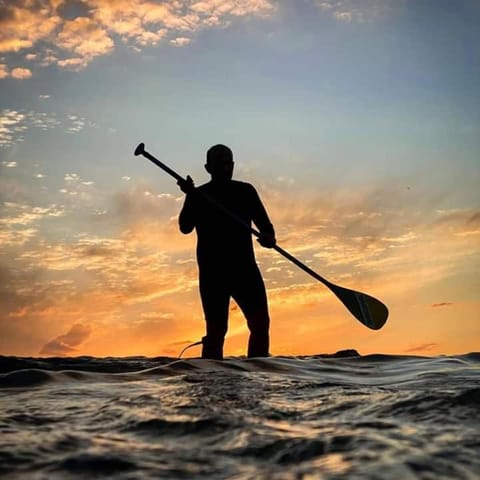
[1, 0, 479, 358]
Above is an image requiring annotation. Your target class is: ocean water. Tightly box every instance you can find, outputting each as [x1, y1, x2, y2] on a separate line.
[1, 352, 479, 479]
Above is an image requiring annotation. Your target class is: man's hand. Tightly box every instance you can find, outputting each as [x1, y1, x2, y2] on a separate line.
[257, 232, 276, 248]
[177, 175, 195, 194]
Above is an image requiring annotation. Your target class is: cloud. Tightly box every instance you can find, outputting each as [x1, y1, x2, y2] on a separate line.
[433, 208, 480, 237]
[40, 323, 92, 355]
[56, 16, 115, 69]
[0, 227, 38, 247]
[0, 110, 27, 146]
[0, 1, 61, 53]
[0, 108, 94, 147]
[190, 0, 275, 17]
[10, 67, 32, 79]
[431, 302, 453, 308]
[405, 343, 438, 353]
[0, 63, 8, 78]
[0, 109, 59, 146]
[256, 184, 414, 272]
[0, 202, 65, 247]
[0, 203, 65, 227]
[170, 37, 191, 47]
[0, 0, 276, 76]
[66, 115, 90, 133]
[57, 57, 89, 70]
[2, 161, 17, 167]
[112, 183, 183, 224]
[314, 0, 401, 23]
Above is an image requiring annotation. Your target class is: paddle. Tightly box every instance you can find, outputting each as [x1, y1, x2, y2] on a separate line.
[134, 143, 388, 330]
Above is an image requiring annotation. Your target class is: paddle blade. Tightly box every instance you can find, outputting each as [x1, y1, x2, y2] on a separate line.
[330, 284, 388, 330]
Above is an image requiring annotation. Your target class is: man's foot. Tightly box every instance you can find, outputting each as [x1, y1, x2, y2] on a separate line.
[201, 336, 224, 360]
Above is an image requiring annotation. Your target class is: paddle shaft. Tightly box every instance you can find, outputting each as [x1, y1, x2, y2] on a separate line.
[135, 143, 332, 288]
[273, 244, 332, 287]
[140, 148, 184, 183]
[135, 142, 389, 330]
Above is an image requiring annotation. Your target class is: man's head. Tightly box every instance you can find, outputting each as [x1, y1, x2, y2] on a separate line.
[205, 144, 234, 182]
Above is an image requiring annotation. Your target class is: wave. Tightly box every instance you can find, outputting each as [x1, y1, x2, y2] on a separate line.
[2, 353, 480, 479]
[1, 352, 479, 389]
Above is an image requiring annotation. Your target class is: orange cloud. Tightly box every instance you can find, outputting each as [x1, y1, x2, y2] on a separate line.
[0, 64, 8, 78]
[0, 2, 61, 53]
[0, 0, 276, 76]
[40, 323, 92, 355]
[10, 67, 32, 79]
[56, 16, 114, 68]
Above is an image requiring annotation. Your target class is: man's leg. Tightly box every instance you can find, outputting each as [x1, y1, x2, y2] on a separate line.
[199, 273, 229, 360]
[245, 307, 270, 358]
[233, 266, 270, 358]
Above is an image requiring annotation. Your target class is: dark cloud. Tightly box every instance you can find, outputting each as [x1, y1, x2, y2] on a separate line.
[0, 262, 45, 312]
[405, 343, 438, 353]
[76, 243, 118, 259]
[168, 339, 195, 347]
[113, 184, 179, 223]
[431, 302, 453, 308]
[40, 323, 91, 356]
[433, 209, 480, 229]
[467, 211, 480, 226]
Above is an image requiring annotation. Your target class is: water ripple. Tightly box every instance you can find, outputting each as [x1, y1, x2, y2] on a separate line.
[0, 353, 479, 479]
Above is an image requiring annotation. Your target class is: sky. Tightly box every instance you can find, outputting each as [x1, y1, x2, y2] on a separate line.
[1, 0, 479, 358]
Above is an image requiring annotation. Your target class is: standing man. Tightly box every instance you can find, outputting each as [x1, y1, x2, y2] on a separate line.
[178, 144, 276, 359]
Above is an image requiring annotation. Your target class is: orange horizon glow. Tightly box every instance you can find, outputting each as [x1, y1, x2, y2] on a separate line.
[1, 180, 479, 358]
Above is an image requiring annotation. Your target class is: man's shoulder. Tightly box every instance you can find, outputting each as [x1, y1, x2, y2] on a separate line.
[231, 180, 256, 192]
[196, 182, 210, 191]
[198, 180, 256, 192]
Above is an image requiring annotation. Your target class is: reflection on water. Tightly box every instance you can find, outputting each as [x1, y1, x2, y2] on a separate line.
[311, 453, 351, 475]
[0, 353, 479, 479]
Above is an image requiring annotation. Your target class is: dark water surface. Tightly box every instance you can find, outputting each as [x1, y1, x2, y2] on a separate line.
[1, 352, 479, 479]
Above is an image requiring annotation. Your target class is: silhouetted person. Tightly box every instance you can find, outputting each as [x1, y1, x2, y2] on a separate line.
[178, 145, 276, 359]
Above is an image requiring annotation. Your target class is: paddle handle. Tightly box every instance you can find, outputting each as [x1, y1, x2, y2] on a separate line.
[136, 143, 184, 182]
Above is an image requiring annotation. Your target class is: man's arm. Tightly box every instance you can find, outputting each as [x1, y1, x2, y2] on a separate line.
[178, 176, 196, 234]
[250, 185, 276, 248]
